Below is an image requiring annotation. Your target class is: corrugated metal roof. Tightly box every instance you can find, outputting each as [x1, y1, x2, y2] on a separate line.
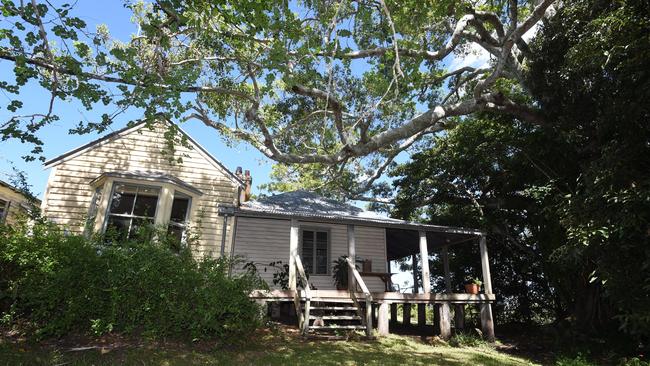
[237, 190, 483, 235]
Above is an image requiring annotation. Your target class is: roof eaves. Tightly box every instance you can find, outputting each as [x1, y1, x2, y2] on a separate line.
[43, 121, 146, 168]
[0, 179, 42, 204]
[42, 119, 244, 187]
[234, 207, 483, 236]
[90, 171, 204, 196]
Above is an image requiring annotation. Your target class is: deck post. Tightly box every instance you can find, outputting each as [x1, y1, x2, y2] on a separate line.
[479, 235, 493, 294]
[347, 224, 356, 291]
[403, 303, 412, 325]
[441, 245, 452, 293]
[479, 235, 495, 342]
[433, 304, 440, 331]
[289, 219, 299, 291]
[481, 304, 495, 342]
[377, 302, 390, 336]
[418, 304, 427, 327]
[419, 231, 431, 294]
[390, 303, 398, 326]
[372, 303, 378, 326]
[455, 304, 465, 330]
[438, 302, 451, 340]
[411, 254, 419, 293]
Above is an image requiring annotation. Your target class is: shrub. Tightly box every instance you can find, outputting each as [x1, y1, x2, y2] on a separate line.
[448, 330, 491, 348]
[0, 219, 265, 344]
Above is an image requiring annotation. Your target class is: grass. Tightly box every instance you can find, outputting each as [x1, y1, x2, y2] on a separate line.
[0, 325, 538, 366]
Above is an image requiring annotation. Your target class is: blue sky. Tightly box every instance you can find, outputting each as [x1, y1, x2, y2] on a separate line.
[0, 1, 274, 199]
[0, 1, 490, 204]
[0, 1, 495, 290]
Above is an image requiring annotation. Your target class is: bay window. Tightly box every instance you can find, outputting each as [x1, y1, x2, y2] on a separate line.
[167, 191, 191, 244]
[105, 184, 160, 240]
[96, 173, 201, 245]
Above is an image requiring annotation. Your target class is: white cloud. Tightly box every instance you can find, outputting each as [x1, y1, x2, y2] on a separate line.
[447, 42, 491, 70]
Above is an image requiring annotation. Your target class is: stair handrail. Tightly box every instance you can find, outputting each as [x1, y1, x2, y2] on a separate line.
[293, 253, 312, 335]
[345, 257, 373, 337]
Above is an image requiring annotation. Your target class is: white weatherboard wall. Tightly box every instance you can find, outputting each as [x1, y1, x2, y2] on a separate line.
[41, 122, 240, 257]
[233, 217, 388, 291]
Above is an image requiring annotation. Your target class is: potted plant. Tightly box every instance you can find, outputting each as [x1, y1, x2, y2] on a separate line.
[464, 277, 482, 294]
[332, 256, 351, 290]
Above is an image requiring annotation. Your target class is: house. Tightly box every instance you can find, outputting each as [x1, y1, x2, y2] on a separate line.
[0, 179, 40, 225]
[40, 120, 496, 340]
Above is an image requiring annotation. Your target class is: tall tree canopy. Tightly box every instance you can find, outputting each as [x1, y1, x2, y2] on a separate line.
[1, 0, 553, 197]
[391, 0, 650, 344]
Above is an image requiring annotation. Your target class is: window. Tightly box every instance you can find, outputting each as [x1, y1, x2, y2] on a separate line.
[301, 229, 329, 275]
[105, 184, 160, 240]
[167, 191, 191, 245]
[0, 199, 8, 223]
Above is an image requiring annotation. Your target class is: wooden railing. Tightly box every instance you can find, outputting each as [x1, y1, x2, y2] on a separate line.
[346, 257, 373, 337]
[292, 254, 312, 335]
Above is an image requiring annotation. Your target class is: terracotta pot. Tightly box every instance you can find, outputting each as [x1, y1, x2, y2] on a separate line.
[464, 283, 480, 294]
[362, 260, 372, 273]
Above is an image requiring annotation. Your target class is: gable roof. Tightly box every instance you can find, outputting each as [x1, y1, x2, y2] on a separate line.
[0, 179, 41, 204]
[238, 190, 482, 235]
[43, 120, 244, 186]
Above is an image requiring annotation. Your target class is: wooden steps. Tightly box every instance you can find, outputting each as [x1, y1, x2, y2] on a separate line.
[309, 315, 360, 320]
[311, 306, 357, 311]
[309, 325, 366, 330]
[303, 298, 371, 339]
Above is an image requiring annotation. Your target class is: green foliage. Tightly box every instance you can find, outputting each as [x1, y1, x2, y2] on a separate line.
[465, 277, 482, 286]
[527, 0, 650, 339]
[0, 219, 264, 343]
[555, 354, 593, 366]
[449, 331, 491, 348]
[392, 0, 650, 348]
[332, 256, 350, 289]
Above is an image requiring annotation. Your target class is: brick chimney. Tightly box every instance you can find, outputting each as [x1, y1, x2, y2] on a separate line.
[235, 166, 252, 203]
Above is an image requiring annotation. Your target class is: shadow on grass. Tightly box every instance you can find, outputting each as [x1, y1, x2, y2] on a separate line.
[0, 331, 537, 366]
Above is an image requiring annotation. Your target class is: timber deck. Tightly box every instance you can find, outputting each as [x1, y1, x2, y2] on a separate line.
[250, 290, 496, 304]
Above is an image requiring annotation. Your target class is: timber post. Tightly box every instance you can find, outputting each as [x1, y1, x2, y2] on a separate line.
[390, 303, 398, 327]
[403, 303, 412, 326]
[377, 302, 390, 336]
[418, 304, 427, 327]
[289, 219, 299, 291]
[419, 231, 431, 293]
[479, 235, 495, 342]
[347, 224, 356, 291]
[455, 304, 465, 330]
[441, 245, 452, 293]
[438, 302, 451, 340]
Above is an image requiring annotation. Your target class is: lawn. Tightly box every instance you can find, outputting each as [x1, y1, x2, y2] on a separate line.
[0, 325, 537, 366]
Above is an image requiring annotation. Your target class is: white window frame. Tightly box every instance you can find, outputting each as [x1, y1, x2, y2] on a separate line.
[103, 182, 162, 240]
[0, 198, 9, 224]
[92, 177, 198, 241]
[166, 191, 193, 245]
[299, 227, 331, 276]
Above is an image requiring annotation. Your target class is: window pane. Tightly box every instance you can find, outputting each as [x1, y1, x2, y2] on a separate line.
[301, 230, 314, 274]
[106, 216, 130, 241]
[316, 232, 328, 274]
[132, 187, 159, 217]
[169, 193, 190, 223]
[129, 217, 154, 239]
[109, 184, 136, 215]
[167, 224, 184, 251]
[0, 199, 8, 223]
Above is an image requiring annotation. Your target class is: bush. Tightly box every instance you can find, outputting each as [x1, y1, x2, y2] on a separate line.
[0, 219, 265, 344]
[448, 331, 491, 348]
